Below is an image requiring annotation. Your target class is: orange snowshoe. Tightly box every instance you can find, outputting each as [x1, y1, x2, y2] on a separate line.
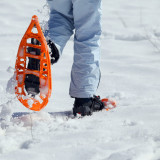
[15, 15, 52, 111]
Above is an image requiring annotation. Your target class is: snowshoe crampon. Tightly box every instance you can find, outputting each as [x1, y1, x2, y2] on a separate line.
[15, 15, 52, 111]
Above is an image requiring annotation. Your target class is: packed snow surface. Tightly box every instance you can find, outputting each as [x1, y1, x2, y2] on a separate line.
[0, 0, 160, 159]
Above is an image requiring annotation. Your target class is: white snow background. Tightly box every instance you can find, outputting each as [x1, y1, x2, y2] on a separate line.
[0, 0, 160, 159]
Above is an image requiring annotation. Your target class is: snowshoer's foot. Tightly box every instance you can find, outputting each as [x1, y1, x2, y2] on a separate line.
[47, 40, 59, 64]
[73, 95, 105, 116]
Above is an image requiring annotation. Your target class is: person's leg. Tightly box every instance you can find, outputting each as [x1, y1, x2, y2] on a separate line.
[45, 0, 74, 53]
[70, 0, 102, 98]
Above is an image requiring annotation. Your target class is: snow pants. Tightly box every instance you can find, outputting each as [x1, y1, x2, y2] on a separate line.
[46, 0, 102, 98]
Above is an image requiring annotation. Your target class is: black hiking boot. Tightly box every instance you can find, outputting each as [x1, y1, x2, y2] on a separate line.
[73, 95, 105, 116]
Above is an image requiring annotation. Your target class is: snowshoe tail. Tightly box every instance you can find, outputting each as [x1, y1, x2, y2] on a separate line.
[101, 98, 117, 111]
[15, 15, 52, 111]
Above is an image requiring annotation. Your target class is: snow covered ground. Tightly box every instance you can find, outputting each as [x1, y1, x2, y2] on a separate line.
[0, 0, 160, 159]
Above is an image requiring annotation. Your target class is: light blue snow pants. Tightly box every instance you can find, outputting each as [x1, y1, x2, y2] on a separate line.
[46, 0, 102, 98]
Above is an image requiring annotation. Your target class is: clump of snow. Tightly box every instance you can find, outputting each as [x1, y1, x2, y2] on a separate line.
[35, 95, 43, 104]
[22, 94, 43, 107]
[34, 111, 51, 121]
[0, 100, 13, 129]
[0, 85, 3, 93]
[6, 73, 16, 94]
[41, 94, 46, 98]
[27, 99, 34, 108]
[0, 104, 12, 121]
[22, 95, 28, 100]
[18, 87, 22, 93]
[6, 66, 15, 74]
